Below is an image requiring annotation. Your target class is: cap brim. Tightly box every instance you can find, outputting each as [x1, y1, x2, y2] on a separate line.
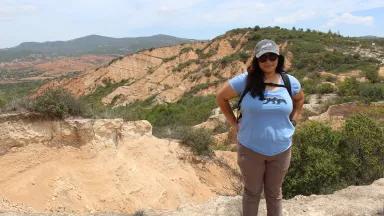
[255, 50, 279, 58]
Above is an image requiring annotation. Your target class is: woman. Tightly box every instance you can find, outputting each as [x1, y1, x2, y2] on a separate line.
[216, 39, 304, 216]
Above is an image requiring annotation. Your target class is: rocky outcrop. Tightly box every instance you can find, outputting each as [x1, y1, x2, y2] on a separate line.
[145, 178, 384, 216]
[0, 112, 152, 155]
[303, 93, 338, 114]
[308, 102, 384, 129]
[0, 113, 240, 215]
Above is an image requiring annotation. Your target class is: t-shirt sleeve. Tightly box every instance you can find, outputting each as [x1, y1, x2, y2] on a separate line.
[288, 74, 301, 96]
[228, 72, 247, 95]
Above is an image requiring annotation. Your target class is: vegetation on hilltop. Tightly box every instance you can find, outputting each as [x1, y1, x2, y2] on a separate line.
[0, 34, 194, 62]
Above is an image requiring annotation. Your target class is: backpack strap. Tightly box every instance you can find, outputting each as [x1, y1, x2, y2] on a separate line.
[281, 72, 292, 98]
[264, 83, 286, 87]
[236, 86, 249, 122]
[281, 72, 294, 120]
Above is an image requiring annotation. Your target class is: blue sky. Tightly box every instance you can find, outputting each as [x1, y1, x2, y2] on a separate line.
[0, 0, 383, 48]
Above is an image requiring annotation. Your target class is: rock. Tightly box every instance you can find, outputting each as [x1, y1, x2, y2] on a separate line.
[144, 178, 384, 216]
[303, 93, 338, 114]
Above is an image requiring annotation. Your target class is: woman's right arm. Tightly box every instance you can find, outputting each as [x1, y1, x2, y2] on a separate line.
[216, 82, 239, 131]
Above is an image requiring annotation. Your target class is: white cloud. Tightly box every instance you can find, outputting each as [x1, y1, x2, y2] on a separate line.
[1, 0, 384, 48]
[0, 2, 37, 21]
[273, 10, 317, 24]
[325, 13, 374, 27]
[153, 0, 205, 15]
[199, 1, 266, 24]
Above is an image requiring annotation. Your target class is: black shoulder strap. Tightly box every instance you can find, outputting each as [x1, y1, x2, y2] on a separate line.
[264, 83, 285, 87]
[237, 87, 249, 109]
[236, 86, 249, 122]
[281, 72, 292, 98]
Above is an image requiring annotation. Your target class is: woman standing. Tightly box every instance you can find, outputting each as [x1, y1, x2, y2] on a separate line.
[216, 39, 304, 216]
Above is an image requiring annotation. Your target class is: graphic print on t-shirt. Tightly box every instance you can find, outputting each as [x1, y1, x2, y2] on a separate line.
[263, 96, 287, 105]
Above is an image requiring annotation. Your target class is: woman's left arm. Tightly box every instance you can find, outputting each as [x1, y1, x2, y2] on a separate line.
[290, 90, 305, 122]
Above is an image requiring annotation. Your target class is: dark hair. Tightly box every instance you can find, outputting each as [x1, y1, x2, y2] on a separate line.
[245, 55, 285, 100]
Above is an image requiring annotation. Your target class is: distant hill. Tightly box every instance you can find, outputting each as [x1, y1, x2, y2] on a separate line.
[0, 34, 197, 62]
[356, 35, 384, 39]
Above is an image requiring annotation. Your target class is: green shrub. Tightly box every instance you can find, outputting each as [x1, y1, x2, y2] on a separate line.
[228, 39, 239, 49]
[323, 74, 337, 82]
[31, 88, 82, 118]
[316, 83, 335, 94]
[364, 65, 379, 83]
[173, 60, 199, 72]
[177, 126, 214, 156]
[132, 210, 145, 216]
[0, 97, 6, 109]
[283, 114, 384, 198]
[212, 123, 230, 135]
[337, 77, 360, 96]
[338, 114, 384, 184]
[359, 83, 384, 102]
[180, 47, 193, 54]
[184, 83, 210, 97]
[220, 52, 250, 66]
[147, 95, 216, 128]
[197, 49, 217, 59]
[284, 121, 342, 197]
[301, 79, 317, 94]
[162, 55, 177, 62]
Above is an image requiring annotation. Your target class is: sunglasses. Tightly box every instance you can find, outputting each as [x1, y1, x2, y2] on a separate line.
[258, 53, 278, 63]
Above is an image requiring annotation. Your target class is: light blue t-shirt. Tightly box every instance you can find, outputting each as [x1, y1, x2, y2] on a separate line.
[228, 72, 301, 156]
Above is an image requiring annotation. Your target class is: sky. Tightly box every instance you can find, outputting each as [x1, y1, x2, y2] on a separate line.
[0, 0, 384, 49]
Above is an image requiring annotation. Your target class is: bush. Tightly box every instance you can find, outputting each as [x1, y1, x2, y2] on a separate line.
[173, 60, 199, 72]
[359, 83, 384, 102]
[220, 52, 250, 66]
[364, 65, 379, 83]
[338, 114, 384, 184]
[31, 88, 82, 119]
[337, 77, 360, 96]
[147, 95, 216, 128]
[177, 126, 214, 156]
[228, 39, 239, 49]
[132, 210, 145, 216]
[283, 114, 384, 198]
[197, 49, 217, 59]
[180, 47, 193, 54]
[162, 55, 177, 62]
[316, 83, 335, 94]
[0, 97, 5, 109]
[301, 79, 317, 94]
[284, 121, 342, 197]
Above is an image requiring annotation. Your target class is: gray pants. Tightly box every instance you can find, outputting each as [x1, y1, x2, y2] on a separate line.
[237, 143, 291, 216]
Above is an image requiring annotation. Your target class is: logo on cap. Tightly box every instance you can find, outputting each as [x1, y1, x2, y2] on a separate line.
[261, 43, 273, 49]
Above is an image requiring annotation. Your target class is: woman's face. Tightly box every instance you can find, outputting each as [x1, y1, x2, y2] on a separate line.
[257, 53, 278, 74]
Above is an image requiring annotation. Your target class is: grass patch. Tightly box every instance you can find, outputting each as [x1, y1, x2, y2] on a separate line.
[0, 81, 44, 110]
[80, 79, 132, 115]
